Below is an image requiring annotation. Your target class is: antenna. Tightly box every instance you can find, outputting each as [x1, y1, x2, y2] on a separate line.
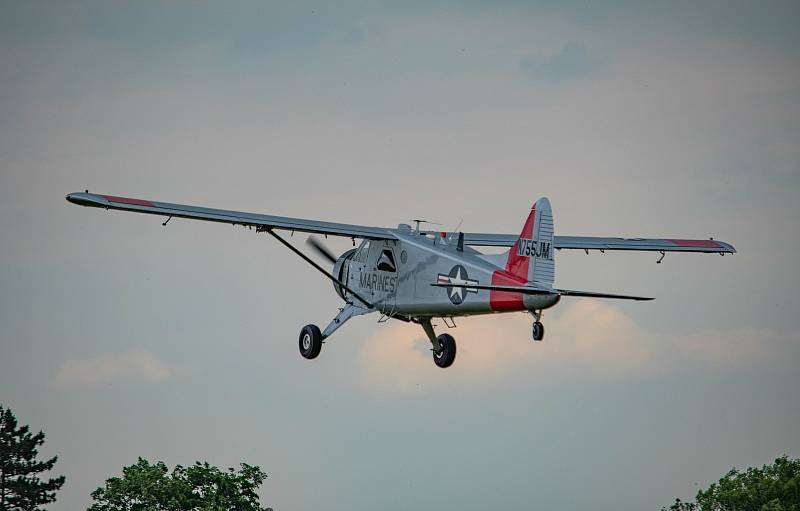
[447, 218, 464, 242]
[411, 219, 441, 234]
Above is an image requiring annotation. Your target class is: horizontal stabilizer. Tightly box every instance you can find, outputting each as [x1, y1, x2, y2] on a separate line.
[430, 282, 653, 301]
[430, 282, 552, 295]
[555, 289, 654, 301]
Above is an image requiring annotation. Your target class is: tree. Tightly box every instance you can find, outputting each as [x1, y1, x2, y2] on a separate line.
[0, 405, 65, 511]
[88, 458, 271, 511]
[664, 455, 800, 511]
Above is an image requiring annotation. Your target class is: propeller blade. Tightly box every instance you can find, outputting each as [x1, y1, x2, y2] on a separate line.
[306, 236, 337, 264]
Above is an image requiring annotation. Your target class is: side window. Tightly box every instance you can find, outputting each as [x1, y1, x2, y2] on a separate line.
[355, 240, 370, 263]
[376, 248, 397, 273]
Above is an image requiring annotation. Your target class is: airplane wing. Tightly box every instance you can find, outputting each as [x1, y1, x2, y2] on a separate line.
[462, 233, 736, 253]
[430, 282, 653, 301]
[66, 192, 736, 254]
[66, 192, 394, 240]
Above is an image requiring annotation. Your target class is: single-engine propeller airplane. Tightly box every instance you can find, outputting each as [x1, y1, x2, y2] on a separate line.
[66, 191, 735, 368]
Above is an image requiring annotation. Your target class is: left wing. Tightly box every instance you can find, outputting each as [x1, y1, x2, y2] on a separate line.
[462, 232, 735, 253]
[66, 192, 394, 240]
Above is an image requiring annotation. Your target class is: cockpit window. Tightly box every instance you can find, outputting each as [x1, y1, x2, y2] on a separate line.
[376, 248, 397, 272]
[355, 240, 370, 262]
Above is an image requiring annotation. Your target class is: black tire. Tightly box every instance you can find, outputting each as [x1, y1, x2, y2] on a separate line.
[532, 321, 545, 341]
[299, 324, 323, 359]
[433, 333, 457, 368]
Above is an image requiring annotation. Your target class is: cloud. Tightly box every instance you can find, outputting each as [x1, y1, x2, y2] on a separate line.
[358, 300, 797, 394]
[520, 42, 593, 83]
[55, 350, 171, 388]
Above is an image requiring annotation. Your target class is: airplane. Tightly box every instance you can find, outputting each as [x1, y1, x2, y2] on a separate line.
[66, 191, 735, 368]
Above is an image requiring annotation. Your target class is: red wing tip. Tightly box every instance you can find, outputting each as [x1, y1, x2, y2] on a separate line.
[102, 195, 156, 207]
[667, 239, 722, 248]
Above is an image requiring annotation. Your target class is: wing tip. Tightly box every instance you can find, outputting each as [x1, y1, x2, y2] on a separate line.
[66, 192, 108, 208]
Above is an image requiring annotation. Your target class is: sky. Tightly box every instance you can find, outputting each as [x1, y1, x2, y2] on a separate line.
[1, 1, 799, 509]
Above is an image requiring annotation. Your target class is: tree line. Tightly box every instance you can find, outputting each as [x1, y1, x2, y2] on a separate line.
[2, 404, 798, 510]
[1, 405, 271, 510]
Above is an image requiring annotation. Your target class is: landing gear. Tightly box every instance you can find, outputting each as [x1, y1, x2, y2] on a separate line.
[532, 321, 545, 341]
[531, 310, 545, 341]
[299, 324, 323, 359]
[298, 304, 372, 361]
[420, 318, 457, 368]
[433, 333, 457, 368]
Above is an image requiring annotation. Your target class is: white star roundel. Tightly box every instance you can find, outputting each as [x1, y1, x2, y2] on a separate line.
[436, 265, 479, 305]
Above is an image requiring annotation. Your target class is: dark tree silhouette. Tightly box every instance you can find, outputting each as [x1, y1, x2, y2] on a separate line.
[0, 405, 65, 510]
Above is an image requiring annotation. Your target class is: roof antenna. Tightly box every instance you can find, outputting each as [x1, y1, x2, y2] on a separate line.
[162, 216, 172, 227]
[656, 250, 665, 264]
[447, 218, 463, 242]
[411, 219, 441, 234]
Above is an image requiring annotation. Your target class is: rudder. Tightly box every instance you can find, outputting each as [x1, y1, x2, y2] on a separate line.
[505, 197, 555, 288]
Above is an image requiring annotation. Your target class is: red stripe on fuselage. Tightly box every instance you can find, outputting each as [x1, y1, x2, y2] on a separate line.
[489, 270, 527, 311]
[103, 195, 156, 207]
[490, 204, 537, 311]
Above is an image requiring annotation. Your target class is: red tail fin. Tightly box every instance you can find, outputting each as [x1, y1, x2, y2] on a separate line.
[490, 198, 555, 311]
[506, 204, 537, 280]
[504, 197, 555, 286]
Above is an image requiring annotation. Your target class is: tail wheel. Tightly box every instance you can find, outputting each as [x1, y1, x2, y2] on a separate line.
[433, 333, 457, 368]
[299, 324, 323, 359]
[532, 321, 545, 341]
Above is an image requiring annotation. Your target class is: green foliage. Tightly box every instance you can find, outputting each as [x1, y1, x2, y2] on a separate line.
[0, 405, 65, 511]
[664, 456, 800, 511]
[88, 458, 271, 511]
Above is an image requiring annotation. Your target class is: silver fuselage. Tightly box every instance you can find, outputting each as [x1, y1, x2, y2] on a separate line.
[334, 230, 560, 318]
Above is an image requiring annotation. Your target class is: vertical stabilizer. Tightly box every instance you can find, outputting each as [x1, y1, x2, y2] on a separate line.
[505, 197, 555, 288]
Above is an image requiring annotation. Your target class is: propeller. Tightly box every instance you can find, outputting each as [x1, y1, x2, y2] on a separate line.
[306, 235, 337, 265]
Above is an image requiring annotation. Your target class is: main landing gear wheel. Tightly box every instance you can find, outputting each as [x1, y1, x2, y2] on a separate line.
[532, 321, 545, 341]
[433, 333, 457, 368]
[299, 324, 323, 359]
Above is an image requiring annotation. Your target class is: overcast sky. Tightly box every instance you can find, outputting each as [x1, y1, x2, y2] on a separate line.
[1, 1, 799, 510]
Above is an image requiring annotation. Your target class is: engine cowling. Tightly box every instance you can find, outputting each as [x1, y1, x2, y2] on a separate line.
[332, 248, 357, 300]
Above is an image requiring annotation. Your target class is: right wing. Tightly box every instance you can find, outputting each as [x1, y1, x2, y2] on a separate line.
[462, 232, 735, 253]
[66, 192, 394, 240]
[552, 236, 735, 253]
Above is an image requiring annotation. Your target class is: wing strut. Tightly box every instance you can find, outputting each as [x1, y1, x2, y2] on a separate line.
[260, 227, 374, 309]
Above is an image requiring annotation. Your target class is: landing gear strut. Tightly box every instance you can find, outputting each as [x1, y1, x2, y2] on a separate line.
[531, 310, 545, 341]
[298, 303, 372, 360]
[420, 318, 457, 368]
